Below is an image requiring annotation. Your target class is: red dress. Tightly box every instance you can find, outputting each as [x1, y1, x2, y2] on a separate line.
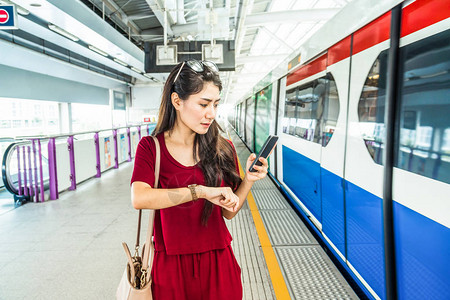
[130, 132, 242, 300]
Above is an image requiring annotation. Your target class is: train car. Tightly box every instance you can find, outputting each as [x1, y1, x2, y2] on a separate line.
[230, 0, 450, 299]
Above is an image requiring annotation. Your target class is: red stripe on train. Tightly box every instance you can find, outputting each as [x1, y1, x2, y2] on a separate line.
[327, 35, 352, 66]
[288, 0, 449, 83]
[286, 54, 327, 86]
[353, 11, 391, 56]
[401, 0, 450, 37]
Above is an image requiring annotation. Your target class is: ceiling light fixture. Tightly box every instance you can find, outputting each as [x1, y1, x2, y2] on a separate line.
[113, 58, 128, 67]
[131, 67, 143, 74]
[88, 45, 108, 57]
[48, 24, 79, 42]
[16, 6, 30, 15]
[143, 74, 158, 82]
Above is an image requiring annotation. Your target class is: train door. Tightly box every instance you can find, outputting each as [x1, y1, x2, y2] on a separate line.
[239, 103, 244, 138]
[320, 37, 351, 261]
[281, 63, 326, 227]
[276, 77, 287, 181]
[392, 1, 450, 299]
[344, 11, 392, 300]
[246, 96, 256, 152]
[254, 84, 277, 172]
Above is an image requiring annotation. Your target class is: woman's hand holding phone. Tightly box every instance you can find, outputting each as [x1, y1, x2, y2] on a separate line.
[245, 154, 269, 183]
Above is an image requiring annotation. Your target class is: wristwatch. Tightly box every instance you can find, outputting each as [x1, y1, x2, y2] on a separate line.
[187, 184, 198, 201]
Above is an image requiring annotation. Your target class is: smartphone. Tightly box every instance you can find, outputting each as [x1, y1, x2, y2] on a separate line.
[249, 135, 279, 172]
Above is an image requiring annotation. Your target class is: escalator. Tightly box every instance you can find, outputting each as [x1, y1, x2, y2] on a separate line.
[1, 140, 49, 207]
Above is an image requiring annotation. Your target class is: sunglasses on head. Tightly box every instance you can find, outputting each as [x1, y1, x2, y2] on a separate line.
[173, 60, 219, 84]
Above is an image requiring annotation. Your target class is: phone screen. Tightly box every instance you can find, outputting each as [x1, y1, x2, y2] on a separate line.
[249, 135, 278, 172]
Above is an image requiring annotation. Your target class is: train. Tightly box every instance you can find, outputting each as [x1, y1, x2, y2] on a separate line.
[228, 0, 449, 299]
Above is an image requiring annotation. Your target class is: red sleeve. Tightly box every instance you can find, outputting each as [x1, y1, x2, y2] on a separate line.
[130, 136, 156, 187]
[227, 139, 241, 177]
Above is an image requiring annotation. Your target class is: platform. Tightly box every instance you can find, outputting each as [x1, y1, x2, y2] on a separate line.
[0, 128, 358, 299]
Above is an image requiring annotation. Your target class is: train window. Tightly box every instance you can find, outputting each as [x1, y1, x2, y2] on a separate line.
[296, 82, 319, 141]
[246, 97, 255, 151]
[283, 88, 297, 135]
[321, 74, 339, 146]
[396, 29, 450, 184]
[255, 85, 273, 154]
[284, 74, 339, 146]
[358, 51, 388, 164]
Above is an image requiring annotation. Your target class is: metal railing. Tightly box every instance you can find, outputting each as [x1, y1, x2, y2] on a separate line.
[1, 123, 156, 206]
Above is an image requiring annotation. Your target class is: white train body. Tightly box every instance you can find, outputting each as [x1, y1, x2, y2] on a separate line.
[230, 0, 450, 299]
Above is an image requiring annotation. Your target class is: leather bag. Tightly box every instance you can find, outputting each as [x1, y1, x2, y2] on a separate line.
[116, 136, 160, 300]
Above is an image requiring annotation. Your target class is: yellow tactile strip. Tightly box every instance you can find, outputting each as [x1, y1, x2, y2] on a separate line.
[235, 152, 291, 300]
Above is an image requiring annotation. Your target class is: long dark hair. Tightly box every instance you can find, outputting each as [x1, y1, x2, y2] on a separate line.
[152, 61, 242, 225]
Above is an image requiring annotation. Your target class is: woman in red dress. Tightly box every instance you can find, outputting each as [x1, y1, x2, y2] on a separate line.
[130, 60, 269, 300]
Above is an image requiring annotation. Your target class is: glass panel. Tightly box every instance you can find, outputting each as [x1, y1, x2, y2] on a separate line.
[396, 29, 450, 183]
[321, 74, 340, 146]
[296, 81, 320, 142]
[358, 51, 388, 164]
[284, 88, 296, 135]
[239, 103, 245, 138]
[246, 97, 255, 151]
[284, 74, 339, 146]
[72, 103, 112, 132]
[255, 85, 272, 154]
[0, 98, 60, 137]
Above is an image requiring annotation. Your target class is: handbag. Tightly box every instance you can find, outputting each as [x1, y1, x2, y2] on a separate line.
[117, 135, 161, 300]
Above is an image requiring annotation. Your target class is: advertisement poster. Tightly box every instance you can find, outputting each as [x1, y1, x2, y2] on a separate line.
[131, 132, 139, 155]
[120, 134, 127, 162]
[104, 137, 111, 168]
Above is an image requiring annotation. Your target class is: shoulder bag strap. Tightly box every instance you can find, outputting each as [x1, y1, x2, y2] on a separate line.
[141, 135, 160, 271]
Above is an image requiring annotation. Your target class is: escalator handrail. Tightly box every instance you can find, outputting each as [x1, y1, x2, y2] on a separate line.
[2, 141, 35, 196]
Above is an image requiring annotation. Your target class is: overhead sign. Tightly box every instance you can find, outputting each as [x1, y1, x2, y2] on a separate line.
[145, 40, 235, 73]
[0, 5, 18, 30]
[113, 91, 126, 110]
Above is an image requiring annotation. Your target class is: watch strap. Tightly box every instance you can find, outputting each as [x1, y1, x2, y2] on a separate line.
[188, 184, 198, 201]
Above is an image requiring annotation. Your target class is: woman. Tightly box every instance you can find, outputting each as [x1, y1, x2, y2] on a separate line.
[130, 60, 269, 299]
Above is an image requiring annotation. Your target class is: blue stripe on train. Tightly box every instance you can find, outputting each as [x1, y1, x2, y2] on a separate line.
[394, 201, 450, 300]
[321, 167, 345, 255]
[346, 180, 385, 299]
[282, 145, 450, 300]
[282, 146, 322, 222]
[283, 145, 385, 298]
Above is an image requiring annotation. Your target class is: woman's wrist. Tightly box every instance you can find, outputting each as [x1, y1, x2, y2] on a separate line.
[243, 175, 255, 185]
[196, 185, 205, 199]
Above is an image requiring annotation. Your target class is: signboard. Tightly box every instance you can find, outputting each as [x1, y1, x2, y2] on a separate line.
[113, 91, 126, 110]
[120, 134, 127, 162]
[0, 5, 18, 30]
[104, 137, 111, 168]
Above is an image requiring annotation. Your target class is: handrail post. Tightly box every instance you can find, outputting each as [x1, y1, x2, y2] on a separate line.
[146, 124, 150, 136]
[67, 136, 76, 191]
[127, 127, 132, 162]
[113, 129, 119, 169]
[32, 140, 39, 202]
[94, 132, 101, 178]
[138, 126, 141, 140]
[38, 139, 45, 202]
[48, 138, 59, 200]
[27, 146, 34, 201]
[17, 146, 22, 196]
[22, 146, 28, 197]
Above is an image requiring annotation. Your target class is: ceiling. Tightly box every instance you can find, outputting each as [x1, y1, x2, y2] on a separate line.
[4, 0, 353, 106]
[79, 0, 353, 105]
